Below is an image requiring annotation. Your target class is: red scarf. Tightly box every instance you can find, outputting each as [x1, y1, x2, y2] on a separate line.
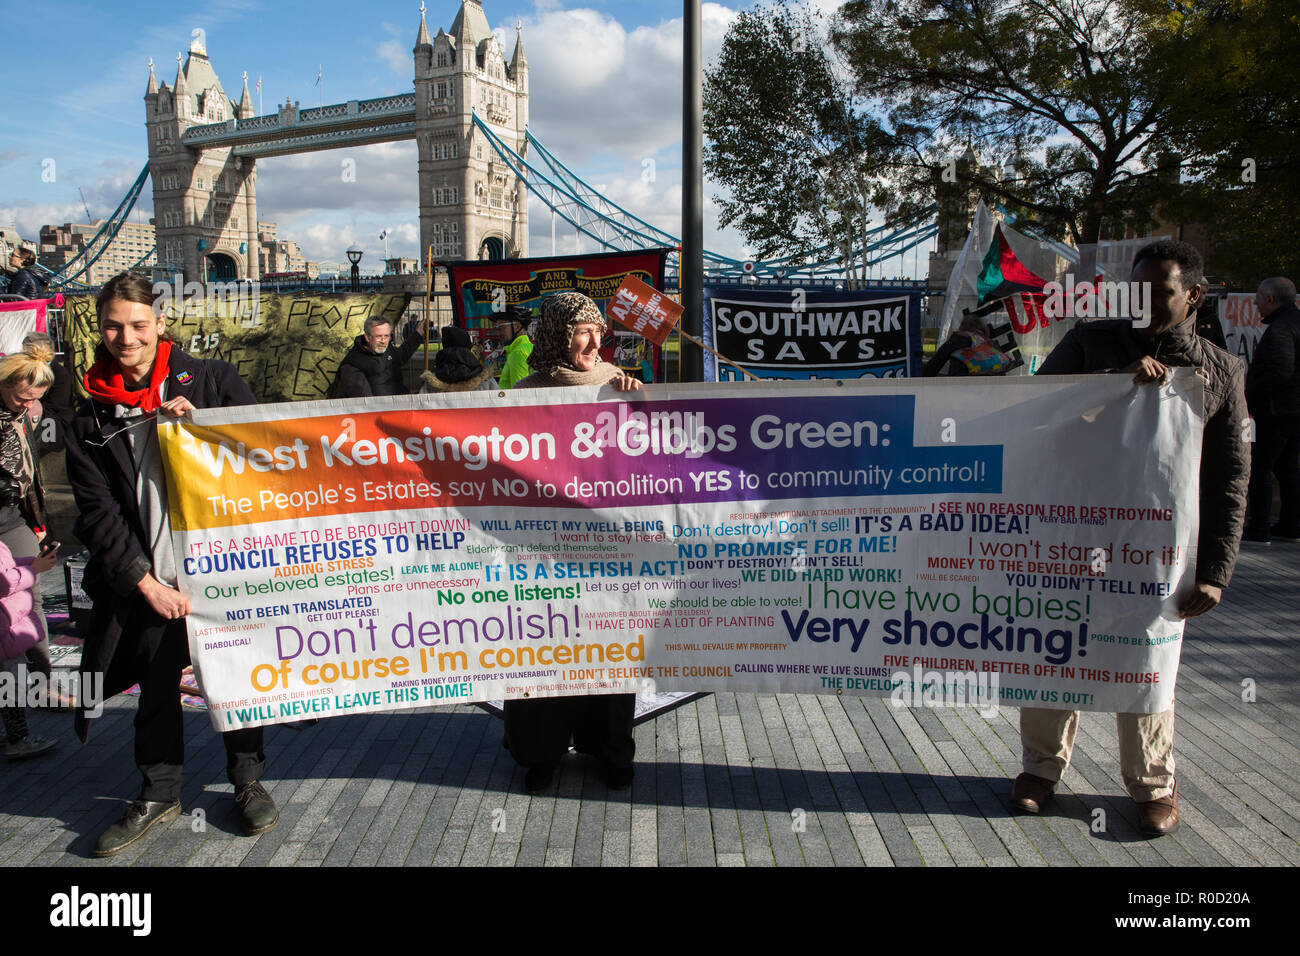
[83, 339, 174, 412]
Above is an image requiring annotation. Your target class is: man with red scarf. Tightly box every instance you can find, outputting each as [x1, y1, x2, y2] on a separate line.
[64, 272, 278, 857]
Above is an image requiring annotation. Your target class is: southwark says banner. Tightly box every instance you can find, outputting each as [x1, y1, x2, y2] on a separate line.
[160, 374, 1202, 731]
[702, 285, 924, 381]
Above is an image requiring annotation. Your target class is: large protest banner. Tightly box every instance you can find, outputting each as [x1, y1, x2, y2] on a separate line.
[443, 249, 669, 328]
[702, 286, 924, 380]
[442, 249, 670, 381]
[63, 290, 411, 402]
[160, 374, 1201, 731]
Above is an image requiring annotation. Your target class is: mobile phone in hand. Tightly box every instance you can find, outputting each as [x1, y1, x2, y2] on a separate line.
[39, 539, 60, 556]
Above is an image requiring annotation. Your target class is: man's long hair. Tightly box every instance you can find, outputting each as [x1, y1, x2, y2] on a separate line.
[92, 271, 178, 362]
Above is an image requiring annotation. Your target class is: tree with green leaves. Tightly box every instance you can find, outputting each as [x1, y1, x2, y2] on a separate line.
[1143, 0, 1300, 287]
[703, 3, 897, 281]
[708, 0, 1298, 286]
[829, 0, 1206, 245]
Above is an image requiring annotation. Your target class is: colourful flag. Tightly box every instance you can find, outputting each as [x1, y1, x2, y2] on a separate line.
[977, 224, 1048, 305]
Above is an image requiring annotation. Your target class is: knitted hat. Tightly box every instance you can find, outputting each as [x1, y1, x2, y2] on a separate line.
[527, 292, 607, 375]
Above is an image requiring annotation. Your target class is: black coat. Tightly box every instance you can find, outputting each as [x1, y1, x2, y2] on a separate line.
[334, 326, 424, 397]
[64, 349, 256, 734]
[0, 411, 46, 535]
[1037, 317, 1250, 588]
[1245, 303, 1300, 417]
[7, 267, 45, 298]
[37, 361, 75, 453]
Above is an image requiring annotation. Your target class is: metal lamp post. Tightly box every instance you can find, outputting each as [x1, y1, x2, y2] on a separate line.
[346, 246, 363, 292]
[682, 0, 703, 382]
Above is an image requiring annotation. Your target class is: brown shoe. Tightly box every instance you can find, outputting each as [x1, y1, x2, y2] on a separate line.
[1011, 772, 1055, 813]
[1137, 781, 1179, 836]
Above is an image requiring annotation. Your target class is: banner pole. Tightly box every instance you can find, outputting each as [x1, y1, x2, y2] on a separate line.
[675, 328, 759, 381]
[676, 326, 683, 383]
[425, 245, 433, 372]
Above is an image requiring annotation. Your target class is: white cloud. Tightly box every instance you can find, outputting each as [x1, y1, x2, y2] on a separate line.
[1, 203, 87, 240]
[298, 222, 360, 253]
[255, 141, 420, 219]
[522, 2, 738, 165]
[0, 163, 154, 239]
[285, 218, 423, 264]
[377, 21, 408, 76]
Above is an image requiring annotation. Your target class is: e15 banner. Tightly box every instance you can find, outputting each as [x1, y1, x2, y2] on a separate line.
[160, 374, 1202, 731]
[702, 286, 924, 381]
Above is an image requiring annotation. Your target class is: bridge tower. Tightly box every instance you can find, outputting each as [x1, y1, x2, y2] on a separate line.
[145, 33, 259, 282]
[414, 0, 529, 262]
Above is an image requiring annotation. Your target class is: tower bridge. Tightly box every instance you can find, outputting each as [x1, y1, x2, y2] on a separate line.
[39, 1, 940, 289]
[146, 0, 528, 281]
[180, 93, 418, 157]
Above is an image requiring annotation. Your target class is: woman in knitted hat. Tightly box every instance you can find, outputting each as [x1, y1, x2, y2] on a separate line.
[512, 291, 642, 392]
[504, 292, 639, 794]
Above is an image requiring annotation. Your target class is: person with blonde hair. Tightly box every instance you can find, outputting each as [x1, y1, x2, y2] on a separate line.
[0, 339, 60, 758]
[20, 332, 75, 453]
[0, 340, 57, 555]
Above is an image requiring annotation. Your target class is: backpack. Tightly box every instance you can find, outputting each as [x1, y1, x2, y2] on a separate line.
[952, 334, 1012, 375]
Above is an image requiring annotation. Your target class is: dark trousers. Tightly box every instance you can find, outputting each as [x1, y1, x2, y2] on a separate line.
[126, 613, 265, 802]
[504, 694, 635, 770]
[1246, 412, 1300, 535]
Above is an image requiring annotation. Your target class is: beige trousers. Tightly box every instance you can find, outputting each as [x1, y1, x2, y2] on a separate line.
[1019, 705, 1175, 802]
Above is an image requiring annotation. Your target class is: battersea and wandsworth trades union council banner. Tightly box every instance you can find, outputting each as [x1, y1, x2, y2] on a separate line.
[159, 374, 1203, 731]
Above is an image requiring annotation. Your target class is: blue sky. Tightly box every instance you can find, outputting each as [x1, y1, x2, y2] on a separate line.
[0, 0, 766, 270]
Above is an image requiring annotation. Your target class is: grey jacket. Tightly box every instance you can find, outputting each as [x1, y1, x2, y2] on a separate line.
[1038, 317, 1250, 588]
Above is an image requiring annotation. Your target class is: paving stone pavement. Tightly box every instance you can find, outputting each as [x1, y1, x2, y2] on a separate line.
[3, 543, 1297, 867]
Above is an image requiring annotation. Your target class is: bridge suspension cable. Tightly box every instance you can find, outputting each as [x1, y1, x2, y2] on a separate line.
[39, 164, 152, 287]
[475, 113, 936, 280]
[42, 121, 935, 288]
